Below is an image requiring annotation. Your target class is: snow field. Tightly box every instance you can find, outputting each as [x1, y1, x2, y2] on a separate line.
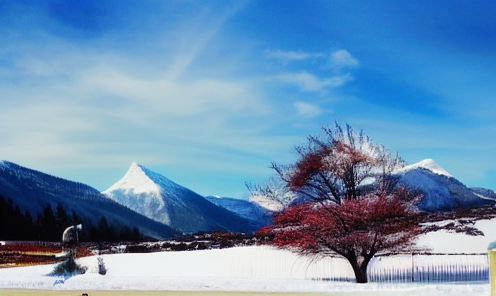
[417, 219, 496, 253]
[0, 246, 492, 295]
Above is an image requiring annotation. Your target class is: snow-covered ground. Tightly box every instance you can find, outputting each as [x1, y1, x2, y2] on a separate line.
[1, 218, 495, 294]
[0, 246, 492, 295]
[418, 219, 496, 253]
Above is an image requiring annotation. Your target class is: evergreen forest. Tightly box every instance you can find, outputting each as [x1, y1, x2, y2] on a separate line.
[0, 194, 143, 242]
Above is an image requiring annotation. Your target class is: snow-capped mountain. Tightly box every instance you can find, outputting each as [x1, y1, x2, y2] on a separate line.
[0, 160, 177, 239]
[205, 195, 272, 229]
[394, 159, 494, 211]
[102, 163, 255, 234]
[395, 158, 452, 178]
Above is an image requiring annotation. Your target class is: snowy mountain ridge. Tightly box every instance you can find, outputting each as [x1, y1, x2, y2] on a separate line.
[394, 159, 493, 211]
[105, 162, 163, 195]
[103, 162, 175, 225]
[1, 158, 494, 236]
[205, 195, 272, 229]
[395, 158, 452, 178]
[103, 163, 255, 234]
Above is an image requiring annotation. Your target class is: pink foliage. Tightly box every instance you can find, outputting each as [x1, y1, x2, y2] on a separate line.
[266, 124, 422, 283]
[264, 194, 421, 259]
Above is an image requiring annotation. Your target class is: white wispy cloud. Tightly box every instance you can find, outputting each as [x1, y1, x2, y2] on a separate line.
[265, 49, 324, 63]
[163, 3, 246, 80]
[266, 49, 359, 71]
[330, 49, 359, 69]
[276, 71, 353, 92]
[266, 48, 358, 93]
[293, 102, 322, 117]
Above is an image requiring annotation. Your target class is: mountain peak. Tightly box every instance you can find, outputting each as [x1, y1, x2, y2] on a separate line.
[104, 163, 162, 195]
[397, 158, 452, 177]
[103, 163, 184, 196]
[103, 163, 254, 233]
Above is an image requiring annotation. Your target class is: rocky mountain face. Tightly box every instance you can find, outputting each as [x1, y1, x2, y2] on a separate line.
[102, 163, 255, 234]
[0, 161, 178, 239]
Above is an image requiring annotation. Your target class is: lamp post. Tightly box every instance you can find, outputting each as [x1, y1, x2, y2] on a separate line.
[488, 241, 496, 296]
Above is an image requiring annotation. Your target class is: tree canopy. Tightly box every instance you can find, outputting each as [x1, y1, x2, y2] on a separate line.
[259, 123, 423, 283]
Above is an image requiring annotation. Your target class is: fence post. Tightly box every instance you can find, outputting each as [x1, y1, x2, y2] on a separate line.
[489, 242, 496, 296]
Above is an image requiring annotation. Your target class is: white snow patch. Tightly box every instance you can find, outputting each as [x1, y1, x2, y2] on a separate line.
[249, 195, 284, 212]
[396, 159, 452, 177]
[103, 162, 162, 195]
[0, 246, 490, 295]
[417, 219, 496, 253]
[474, 192, 495, 201]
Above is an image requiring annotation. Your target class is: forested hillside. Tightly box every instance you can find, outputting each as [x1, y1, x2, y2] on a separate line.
[0, 194, 143, 242]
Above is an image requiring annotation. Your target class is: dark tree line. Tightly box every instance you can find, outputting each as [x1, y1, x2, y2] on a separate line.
[0, 194, 37, 240]
[0, 194, 143, 242]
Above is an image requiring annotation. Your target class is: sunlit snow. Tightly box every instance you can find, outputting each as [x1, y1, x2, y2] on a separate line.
[1, 222, 496, 294]
[0, 246, 491, 295]
[102, 162, 171, 225]
[396, 159, 452, 178]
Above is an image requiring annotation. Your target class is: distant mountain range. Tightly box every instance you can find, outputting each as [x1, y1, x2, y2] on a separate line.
[204, 195, 272, 229]
[0, 159, 494, 241]
[0, 161, 177, 239]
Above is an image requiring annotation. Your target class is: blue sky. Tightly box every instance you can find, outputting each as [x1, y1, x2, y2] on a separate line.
[1, 0, 495, 198]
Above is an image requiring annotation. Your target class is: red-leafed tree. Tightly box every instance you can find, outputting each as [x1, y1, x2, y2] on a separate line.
[259, 123, 423, 283]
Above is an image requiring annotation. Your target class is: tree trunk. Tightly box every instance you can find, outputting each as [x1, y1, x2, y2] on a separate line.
[347, 256, 369, 283]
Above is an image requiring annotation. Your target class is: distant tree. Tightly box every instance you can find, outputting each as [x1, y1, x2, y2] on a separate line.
[12, 206, 25, 240]
[131, 227, 143, 241]
[71, 210, 82, 225]
[22, 210, 38, 239]
[100, 216, 117, 241]
[38, 205, 58, 241]
[56, 203, 72, 234]
[88, 217, 118, 242]
[258, 123, 423, 283]
[0, 195, 14, 239]
[119, 226, 143, 242]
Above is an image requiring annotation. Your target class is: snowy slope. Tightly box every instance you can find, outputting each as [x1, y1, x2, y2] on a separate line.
[395, 158, 452, 177]
[0, 160, 177, 239]
[103, 163, 255, 234]
[471, 187, 496, 201]
[103, 163, 174, 226]
[0, 244, 491, 294]
[205, 195, 272, 229]
[394, 159, 493, 211]
[249, 195, 285, 212]
[417, 218, 496, 253]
